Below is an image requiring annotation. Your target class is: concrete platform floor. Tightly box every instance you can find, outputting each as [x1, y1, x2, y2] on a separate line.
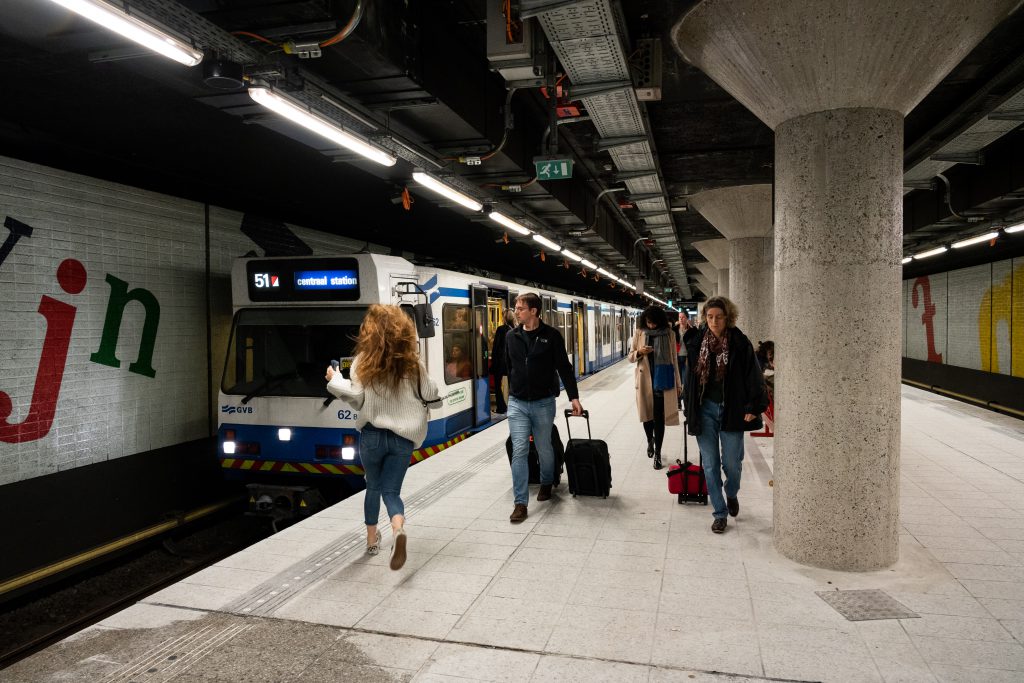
[6, 361, 1024, 682]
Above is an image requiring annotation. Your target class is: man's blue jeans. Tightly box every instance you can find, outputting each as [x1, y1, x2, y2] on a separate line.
[360, 424, 412, 525]
[507, 396, 556, 505]
[695, 399, 744, 520]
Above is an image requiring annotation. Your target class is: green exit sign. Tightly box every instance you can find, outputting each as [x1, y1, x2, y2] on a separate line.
[534, 157, 573, 180]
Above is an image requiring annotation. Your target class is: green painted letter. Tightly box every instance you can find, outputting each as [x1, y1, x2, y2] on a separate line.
[89, 273, 160, 377]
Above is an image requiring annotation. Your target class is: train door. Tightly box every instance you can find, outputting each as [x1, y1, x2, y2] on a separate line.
[470, 285, 490, 426]
[619, 309, 628, 357]
[572, 300, 587, 375]
[485, 289, 508, 411]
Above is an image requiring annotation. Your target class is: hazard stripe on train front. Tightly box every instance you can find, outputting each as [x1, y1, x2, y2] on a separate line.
[219, 432, 470, 475]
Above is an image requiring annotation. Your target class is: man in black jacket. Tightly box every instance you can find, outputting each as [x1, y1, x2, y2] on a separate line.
[504, 293, 583, 523]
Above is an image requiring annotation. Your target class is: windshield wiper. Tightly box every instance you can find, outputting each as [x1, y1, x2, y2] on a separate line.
[241, 370, 295, 404]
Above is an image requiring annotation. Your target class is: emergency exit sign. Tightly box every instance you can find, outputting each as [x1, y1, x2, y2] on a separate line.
[534, 157, 573, 180]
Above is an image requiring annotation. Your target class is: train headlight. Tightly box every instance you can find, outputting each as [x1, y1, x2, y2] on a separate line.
[223, 441, 237, 454]
[341, 447, 356, 460]
[278, 428, 292, 441]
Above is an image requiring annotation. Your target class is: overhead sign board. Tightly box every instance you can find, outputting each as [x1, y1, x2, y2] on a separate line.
[534, 157, 573, 180]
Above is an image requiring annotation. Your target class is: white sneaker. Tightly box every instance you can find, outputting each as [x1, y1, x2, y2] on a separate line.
[390, 528, 407, 570]
[366, 531, 381, 556]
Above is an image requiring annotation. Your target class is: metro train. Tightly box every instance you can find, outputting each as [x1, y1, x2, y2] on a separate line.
[216, 253, 640, 515]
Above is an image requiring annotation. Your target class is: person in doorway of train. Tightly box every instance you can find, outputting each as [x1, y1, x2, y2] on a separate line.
[504, 292, 583, 523]
[683, 296, 768, 534]
[489, 308, 516, 414]
[674, 312, 692, 409]
[628, 306, 682, 471]
[324, 304, 440, 570]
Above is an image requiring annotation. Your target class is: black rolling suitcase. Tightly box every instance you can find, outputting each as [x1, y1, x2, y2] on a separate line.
[506, 425, 564, 486]
[563, 409, 612, 498]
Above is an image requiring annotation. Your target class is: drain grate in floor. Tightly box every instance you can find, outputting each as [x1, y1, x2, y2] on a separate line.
[816, 589, 920, 621]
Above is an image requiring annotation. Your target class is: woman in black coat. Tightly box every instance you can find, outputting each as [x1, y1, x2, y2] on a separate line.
[683, 296, 768, 534]
[489, 308, 516, 413]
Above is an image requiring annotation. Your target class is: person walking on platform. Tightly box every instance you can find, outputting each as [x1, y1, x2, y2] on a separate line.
[505, 292, 583, 523]
[684, 296, 768, 534]
[675, 312, 692, 408]
[325, 304, 440, 569]
[490, 308, 516, 414]
[628, 306, 682, 470]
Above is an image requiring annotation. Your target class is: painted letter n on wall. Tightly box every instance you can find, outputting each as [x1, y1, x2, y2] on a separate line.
[89, 274, 161, 377]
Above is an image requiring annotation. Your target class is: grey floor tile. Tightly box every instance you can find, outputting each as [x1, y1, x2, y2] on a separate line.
[531, 654, 650, 682]
[420, 643, 540, 682]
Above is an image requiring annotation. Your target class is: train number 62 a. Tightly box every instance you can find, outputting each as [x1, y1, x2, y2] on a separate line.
[336, 409, 356, 420]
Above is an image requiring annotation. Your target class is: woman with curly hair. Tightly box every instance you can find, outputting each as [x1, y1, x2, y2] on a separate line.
[325, 305, 439, 569]
[683, 296, 768, 534]
[628, 305, 682, 470]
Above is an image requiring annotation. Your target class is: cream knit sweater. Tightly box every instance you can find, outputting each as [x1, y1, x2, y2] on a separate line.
[326, 357, 441, 448]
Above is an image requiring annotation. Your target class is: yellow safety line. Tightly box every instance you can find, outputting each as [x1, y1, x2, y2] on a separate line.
[0, 498, 239, 597]
[902, 379, 1024, 419]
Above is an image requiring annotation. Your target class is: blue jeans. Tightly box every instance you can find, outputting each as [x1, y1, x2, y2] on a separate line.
[695, 399, 745, 519]
[360, 424, 412, 525]
[507, 396, 556, 505]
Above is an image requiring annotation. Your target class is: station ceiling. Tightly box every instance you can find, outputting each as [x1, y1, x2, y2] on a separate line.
[1, 0, 1023, 305]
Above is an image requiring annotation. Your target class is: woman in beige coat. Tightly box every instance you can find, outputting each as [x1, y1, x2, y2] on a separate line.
[628, 306, 682, 470]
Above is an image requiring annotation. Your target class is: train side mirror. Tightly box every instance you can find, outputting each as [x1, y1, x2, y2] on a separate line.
[414, 302, 435, 338]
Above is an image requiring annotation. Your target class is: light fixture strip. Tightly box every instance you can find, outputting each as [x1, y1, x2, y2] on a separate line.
[48, 0, 204, 66]
[596, 268, 614, 278]
[249, 88, 397, 167]
[489, 212, 531, 235]
[952, 232, 999, 249]
[1004, 222, 1024, 234]
[411, 172, 483, 211]
[901, 257, 913, 264]
[580, 259, 597, 269]
[532, 234, 562, 252]
[561, 249, 582, 262]
[913, 246, 949, 260]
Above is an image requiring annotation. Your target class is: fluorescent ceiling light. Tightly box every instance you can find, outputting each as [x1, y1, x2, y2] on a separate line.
[412, 172, 482, 211]
[580, 259, 597, 269]
[952, 232, 998, 249]
[249, 88, 397, 166]
[596, 268, 614, 277]
[623, 282, 636, 290]
[1004, 222, 1024, 234]
[561, 249, 582, 262]
[532, 234, 561, 252]
[913, 246, 948, 260]
[47, 0, 203, 66]
[901, 257, 912, 264]
[489, 211, 531, 235]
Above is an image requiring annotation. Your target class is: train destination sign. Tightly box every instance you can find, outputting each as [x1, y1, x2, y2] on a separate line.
[246, 258, 361, 302]
[294, 270, 358, 291]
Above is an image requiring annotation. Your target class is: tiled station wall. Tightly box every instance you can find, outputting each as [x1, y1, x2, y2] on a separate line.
[903, 259, 1024, 377]
[0, 155, 366, 486]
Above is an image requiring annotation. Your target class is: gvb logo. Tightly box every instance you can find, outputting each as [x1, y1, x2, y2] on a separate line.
[222, 405, 254, 415]
[0, 216, 161, 443]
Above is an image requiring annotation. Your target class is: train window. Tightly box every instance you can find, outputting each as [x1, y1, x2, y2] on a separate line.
[443, 303, 471, 330]
[221, 307, 366, 398]
[442, 303, 473, 384]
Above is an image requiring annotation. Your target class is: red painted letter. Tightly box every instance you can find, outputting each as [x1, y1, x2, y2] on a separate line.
[911, 276, 943, 364]
[0, 259, 86, 443]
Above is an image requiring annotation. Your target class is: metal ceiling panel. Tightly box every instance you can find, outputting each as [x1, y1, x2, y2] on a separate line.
[532, 0, 692, 299]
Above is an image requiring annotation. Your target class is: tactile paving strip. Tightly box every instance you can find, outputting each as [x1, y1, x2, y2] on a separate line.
[816, 589, 920, 621]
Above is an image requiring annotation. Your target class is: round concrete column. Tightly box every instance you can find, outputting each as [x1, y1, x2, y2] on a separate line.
[717, 268, 730, 298]
[674, 0, 1020, 570]
[690, 185, 774, 342]
[773, 108, 903, 569]
[729, 237, 773, 343]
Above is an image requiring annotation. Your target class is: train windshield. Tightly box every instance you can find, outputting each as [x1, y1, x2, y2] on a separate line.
[221, 307, 366, 398]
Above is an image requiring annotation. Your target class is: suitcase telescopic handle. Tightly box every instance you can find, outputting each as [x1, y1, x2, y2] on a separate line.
[563, 408, 592, 440]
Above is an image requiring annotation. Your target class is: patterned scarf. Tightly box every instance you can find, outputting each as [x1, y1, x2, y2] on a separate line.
[696, 328, 729, 385]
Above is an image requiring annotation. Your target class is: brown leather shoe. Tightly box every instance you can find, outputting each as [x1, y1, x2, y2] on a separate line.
[537, 484, 552, 502]
[509, 503, 528, 523]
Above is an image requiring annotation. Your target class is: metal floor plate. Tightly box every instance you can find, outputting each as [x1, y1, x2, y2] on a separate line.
[816, 589, 920, 621]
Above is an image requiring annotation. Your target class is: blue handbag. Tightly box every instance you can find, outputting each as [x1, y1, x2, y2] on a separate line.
[652, 363, 675, 391]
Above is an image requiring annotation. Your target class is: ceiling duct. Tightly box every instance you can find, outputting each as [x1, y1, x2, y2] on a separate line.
[524, 0, 692, 299]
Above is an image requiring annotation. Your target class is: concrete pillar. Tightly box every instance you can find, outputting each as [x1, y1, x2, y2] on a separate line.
[694, 274, 716, 298]
[674, 0, 1020, 571]
[693, 238, 730, 298]
[690, 185, 774, 343]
